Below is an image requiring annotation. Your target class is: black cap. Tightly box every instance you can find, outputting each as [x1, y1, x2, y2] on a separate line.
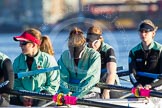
[139, 23, 154, 32]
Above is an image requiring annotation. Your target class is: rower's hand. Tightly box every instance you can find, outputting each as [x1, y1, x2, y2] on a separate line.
[102, 89, 110, 99]
[144, 84, 152, 90]
[136, 84, 143, 89]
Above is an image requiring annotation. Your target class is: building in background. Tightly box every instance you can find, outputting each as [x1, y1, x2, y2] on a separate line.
[0, 0, 161, 33]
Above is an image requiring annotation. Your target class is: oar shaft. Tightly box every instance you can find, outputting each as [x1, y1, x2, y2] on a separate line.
[15, 66, 60, 78]
[77, 99, 130, 108]
[150, 91, 162, 98]
[6, 89, 52, 100]
[96, 83, 132, 91]
[137, 72, 162, 79]
[3, 88, 130, 107]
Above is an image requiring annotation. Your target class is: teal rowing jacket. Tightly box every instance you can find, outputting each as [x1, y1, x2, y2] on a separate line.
[13, 51, 60, 94]
[58, 46, 101, 98]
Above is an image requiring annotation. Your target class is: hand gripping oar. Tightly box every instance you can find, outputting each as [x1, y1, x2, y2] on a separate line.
[0, 81, 131, 108]
[137, 72, 162, 79]
[96, 83, 162, 98]
[15, 66, 60, 79]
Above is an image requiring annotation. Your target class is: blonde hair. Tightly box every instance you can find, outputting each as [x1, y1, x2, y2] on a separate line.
[68, 27, 86, 47]
[139, 19, 158, 31]
[40, 36, 54, 56]
[25, 28, 42, 41]
[87, 26, 102, 35]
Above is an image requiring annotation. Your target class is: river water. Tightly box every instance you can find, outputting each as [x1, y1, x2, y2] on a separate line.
[1, 29, 162, 86]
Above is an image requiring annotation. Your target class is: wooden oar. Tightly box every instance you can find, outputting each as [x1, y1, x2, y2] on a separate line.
[96, 83, 162, 98]
[0, 81, 131, 108]
[15, 66, 60, 79]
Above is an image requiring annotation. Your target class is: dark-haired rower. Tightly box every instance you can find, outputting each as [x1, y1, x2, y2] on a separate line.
[0, 52, 14, 106]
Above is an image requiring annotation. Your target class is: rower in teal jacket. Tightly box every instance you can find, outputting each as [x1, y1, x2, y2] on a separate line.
[129, 19, 162, 90]
[58, 27, 101, 99]
[12, 28, 60, 106]
[86, 26, 121, 99]
[13, 51, 59, 94]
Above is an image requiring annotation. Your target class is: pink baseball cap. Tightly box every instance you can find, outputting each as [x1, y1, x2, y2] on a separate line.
[13, 32, 41, 45]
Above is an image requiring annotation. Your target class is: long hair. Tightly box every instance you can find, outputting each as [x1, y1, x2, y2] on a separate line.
[68, 27, 86, 47]
[25, 28, 54, 55]
[40, 35, 54, 56]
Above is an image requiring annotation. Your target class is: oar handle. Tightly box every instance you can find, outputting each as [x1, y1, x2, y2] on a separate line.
[137, 72, 162, 79]
[5, 89, 131, 108]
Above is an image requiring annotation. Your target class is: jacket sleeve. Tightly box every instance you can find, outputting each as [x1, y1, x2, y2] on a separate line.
[72, 53, 101, 98]
[57, 55, 70, 94]
[13, 60, 25, 90]
[2, 58, 14, 89]
[151, 50, 162, 88]
[129, 51, 139, 87]
[39, 56, 60, 94]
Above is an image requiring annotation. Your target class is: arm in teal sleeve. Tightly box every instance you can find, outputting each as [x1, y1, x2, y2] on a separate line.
[40, 57, 60, 94]
[57, 55, 70, 94]
[13, 62, 25, 90]
[14, 78, 25, 90]
[40, 69, 60, 94]
[73, 54, 101, 98]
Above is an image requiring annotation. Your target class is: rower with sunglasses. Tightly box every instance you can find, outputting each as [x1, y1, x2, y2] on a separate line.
[86, 26, 122, 99]
[129, 19, 162, 91]
[11, 28, 60, 107]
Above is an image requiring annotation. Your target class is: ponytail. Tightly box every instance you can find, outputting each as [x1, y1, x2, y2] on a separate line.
[40, 36, 54, 56]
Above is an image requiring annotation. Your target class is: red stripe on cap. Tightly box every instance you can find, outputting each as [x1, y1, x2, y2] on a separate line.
[14, 32, 41, 45]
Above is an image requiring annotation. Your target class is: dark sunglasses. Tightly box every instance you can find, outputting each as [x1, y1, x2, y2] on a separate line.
[20, 41, 32, 45]
[139, 29, 153, 33]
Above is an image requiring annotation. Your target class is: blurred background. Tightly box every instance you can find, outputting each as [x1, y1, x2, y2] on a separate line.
[0, 0, 162, 33]
[0, 0, 162, 71]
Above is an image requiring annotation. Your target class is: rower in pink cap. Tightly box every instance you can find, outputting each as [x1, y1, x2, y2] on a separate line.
[10, 28, 60, 107]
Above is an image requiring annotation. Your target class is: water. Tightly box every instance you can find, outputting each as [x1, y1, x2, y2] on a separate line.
[1, 29, 162, 87]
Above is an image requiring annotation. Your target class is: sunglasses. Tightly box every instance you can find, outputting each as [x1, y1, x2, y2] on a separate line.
[20, 41, 32, 46]
[139, 30, 153, 33]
